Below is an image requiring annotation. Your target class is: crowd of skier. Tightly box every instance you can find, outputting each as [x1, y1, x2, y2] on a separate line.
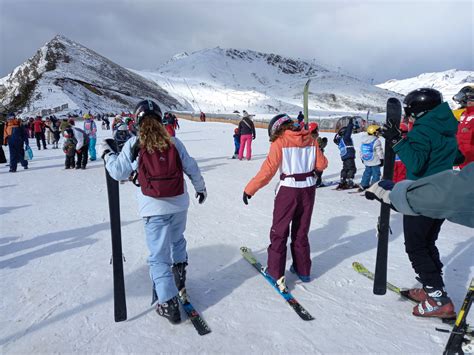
[2, 85, 473, 331]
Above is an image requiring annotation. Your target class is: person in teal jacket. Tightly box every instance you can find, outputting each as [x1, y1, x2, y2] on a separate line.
[381, 88, 465, 321]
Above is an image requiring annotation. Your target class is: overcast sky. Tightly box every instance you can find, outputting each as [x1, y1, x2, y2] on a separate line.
[0, 0, 472, 83]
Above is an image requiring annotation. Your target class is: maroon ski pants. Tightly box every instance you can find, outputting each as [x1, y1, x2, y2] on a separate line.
[267, 185, 316, 280]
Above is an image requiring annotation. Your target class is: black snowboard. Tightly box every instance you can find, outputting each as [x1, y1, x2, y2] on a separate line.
[373, 98, 402, 295]
[104, 140, 127, 321]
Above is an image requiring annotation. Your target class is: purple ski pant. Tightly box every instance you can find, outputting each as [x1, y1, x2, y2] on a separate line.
[266, 185, 316, 280]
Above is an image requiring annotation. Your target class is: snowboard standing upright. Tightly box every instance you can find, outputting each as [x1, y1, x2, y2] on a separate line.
[373, 98, 402, 295]
[104, 140, 127, 322]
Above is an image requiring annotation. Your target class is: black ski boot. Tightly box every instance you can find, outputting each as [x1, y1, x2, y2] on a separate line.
[172, 262, 187, 291]
[156, 296, 181, 324]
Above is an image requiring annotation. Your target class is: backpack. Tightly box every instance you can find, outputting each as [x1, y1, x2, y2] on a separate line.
[136, 144, 184, 198]
[360, 140, 376, 161]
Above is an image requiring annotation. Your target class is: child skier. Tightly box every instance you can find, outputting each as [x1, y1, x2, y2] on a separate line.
[242, 113, 328, 290]
[62, 128, 77, 169]
[358, 124, 384, 191]
[232, 127, 240, 159]
[100, 100, 207, 325]
[380, 88, 465, 319]
[333, 117, 356, 189]
[308, 122, 328, 187]
[83, 113, 97, 161]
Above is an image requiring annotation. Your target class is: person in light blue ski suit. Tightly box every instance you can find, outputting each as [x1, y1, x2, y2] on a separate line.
[83, 113, 97, 161]
[358, 124, 384, 191]
[100, 100, 207, 325]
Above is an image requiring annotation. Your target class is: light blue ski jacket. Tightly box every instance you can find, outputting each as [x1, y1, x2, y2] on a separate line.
[106, 136, 206, 217]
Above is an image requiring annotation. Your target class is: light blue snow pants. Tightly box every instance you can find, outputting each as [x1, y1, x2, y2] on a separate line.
[143, 210, 188, 303]
[361, 165, 381, 188]
[88, 137, 97, 161]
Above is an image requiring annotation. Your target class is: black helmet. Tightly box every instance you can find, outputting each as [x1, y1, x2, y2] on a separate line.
[134, 99, 162, 125]
[452, 85, 474, 108]
[403, 88, 443, 118]
[267, 113, 293, 137]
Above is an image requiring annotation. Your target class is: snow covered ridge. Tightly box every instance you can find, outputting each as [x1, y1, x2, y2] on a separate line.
[138, 46, 403, 116]
[377, 69, 474, 108]
[0, 35, 185, 115]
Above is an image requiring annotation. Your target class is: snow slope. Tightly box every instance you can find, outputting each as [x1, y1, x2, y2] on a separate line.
[0, 119, 472, 353]
[377, 69, 474, 108]
[133, 47, 402, 117]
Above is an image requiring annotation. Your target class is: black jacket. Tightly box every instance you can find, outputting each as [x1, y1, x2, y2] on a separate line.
[238, 117, 256, 138]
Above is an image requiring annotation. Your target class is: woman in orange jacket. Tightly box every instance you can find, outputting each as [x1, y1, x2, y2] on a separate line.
[243, 114, 328, 290]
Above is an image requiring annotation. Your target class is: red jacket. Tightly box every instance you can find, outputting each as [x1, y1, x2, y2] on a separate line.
[33, 119, 45, 133]
[457, 106, 474, 168]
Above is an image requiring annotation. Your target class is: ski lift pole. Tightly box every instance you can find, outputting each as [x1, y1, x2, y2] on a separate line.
[183, 78, 201, 112]
[303, 79, 311, 129]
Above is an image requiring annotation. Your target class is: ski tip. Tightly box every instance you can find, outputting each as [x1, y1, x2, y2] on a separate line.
[240, 246, 250, 253]
[373, 288, 387, 296]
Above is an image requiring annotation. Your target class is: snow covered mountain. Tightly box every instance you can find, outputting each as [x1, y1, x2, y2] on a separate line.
[133, 47, 402, 117]
[377, 69, 474, 108]
[0, 35, 185, 116]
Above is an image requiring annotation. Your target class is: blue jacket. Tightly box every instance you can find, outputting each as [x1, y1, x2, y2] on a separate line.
[335, 121, 355, 160]
[9, 125, 29, 147]
[106, 136, 206, 217]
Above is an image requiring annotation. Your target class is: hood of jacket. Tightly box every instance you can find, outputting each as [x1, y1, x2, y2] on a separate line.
[414, 102, 458, 136]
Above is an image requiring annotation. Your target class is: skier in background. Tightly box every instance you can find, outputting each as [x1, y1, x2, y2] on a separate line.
[4, 114, 29, 172]
[333, 117, 356, 189]
[238, 110, 256, 160]
[380, 88, 465, 319]
[232, 127, 240, 159]
[200, 111, 206, 122]
[242, 113, 327, 290]
[358, 124, 384, 192]
[83, 113, 97, 161]
[393, 116, 414, 182]
[297, 111, 304, 126]
[100, 100, 207, 325]
[62, 128, 77, 169]
[69, 119, 89, 169]
[453, 85, 474, 168]
[308, 122, 328, 187]
[33, 116, 47, 150]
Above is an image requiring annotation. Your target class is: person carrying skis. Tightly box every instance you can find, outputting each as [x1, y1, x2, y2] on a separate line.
[238, 110, 256, 160]
[83, 113, 98, 161]
[4, 113, 29, 172]
[333, 117, 356, 189]
[358, 124, 384, 191]
[100, 100, 207, 325]
[453, 85, 474, 168]
[242, 113, 327, 290]
[380, 88, 465, 319]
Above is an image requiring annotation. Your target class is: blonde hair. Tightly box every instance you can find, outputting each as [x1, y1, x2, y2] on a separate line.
[138, 116, 172, 153]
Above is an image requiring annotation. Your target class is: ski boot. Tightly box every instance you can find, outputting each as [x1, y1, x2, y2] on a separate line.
[405, 288, 428, 302]
[413, 287, 456, 319]
[172, 262, 187, 292]
[336, 180, 347, 190]
[156, 296, 181, 324]
[346, 179, 355, 189]
[290, 264, 310, 282]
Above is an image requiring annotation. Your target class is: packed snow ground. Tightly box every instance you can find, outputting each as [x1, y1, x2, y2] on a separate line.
[0, 119, 472, 354]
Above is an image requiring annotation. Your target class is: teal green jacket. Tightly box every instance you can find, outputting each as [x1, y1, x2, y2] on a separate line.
[393, 102, 464, 180]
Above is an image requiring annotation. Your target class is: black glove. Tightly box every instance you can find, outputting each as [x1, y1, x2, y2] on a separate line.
[252, 136, 256, 140]
[379, 159, 384, 167]
[100, 138, 118, 160]
[195, 189, 207, 204]
[380, 121, 402, 145]
[243, 192, 252, 205]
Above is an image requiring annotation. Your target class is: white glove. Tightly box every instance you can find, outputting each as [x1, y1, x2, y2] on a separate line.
[99, 138, 117, 161]
[195, 189, 207, 204]
[365, 180, 394, 205]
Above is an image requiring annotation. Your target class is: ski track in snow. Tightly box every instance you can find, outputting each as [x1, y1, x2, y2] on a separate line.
[0, 119, 472, 353]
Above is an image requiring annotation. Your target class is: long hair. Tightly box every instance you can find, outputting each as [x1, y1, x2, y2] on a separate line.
[269, 121, 299, 142]
[138, 116, 172, 153]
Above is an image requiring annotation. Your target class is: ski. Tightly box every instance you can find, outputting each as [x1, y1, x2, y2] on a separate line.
[352, 262, 458, 325]
[178, 289, 212, 336]
[240, 246, 314, 321]
[104, 139, 127, 322]
[373, 98, 402, 295]
[437, 278, 474, 355]
[152, 287, 211, 335]
[316, 180, 339, 189]
[303, 79, 311, 129]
